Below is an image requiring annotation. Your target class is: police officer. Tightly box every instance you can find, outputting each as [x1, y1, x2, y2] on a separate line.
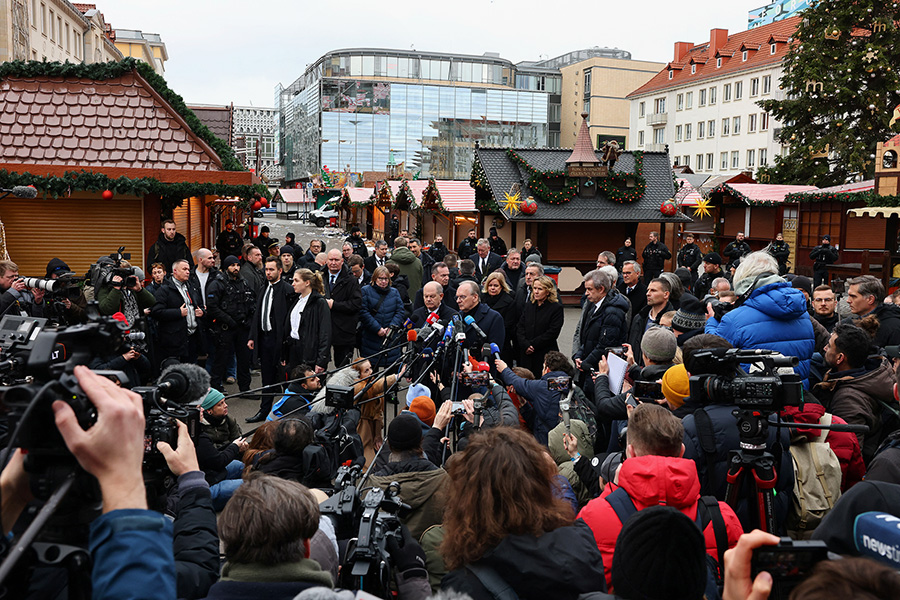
[206, 255, 256, 393]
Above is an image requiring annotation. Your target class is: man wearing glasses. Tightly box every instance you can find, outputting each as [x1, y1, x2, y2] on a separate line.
[812, 284, 839, 332]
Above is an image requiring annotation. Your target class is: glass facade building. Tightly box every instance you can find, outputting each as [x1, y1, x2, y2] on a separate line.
[277, 49, 561, 183]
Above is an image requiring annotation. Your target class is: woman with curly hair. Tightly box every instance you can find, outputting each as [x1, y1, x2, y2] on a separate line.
[440, 428, 606, 599]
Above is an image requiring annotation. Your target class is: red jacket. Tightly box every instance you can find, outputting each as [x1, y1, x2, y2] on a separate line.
[781, 403, 865, 492]
[577, 455, 743, 591]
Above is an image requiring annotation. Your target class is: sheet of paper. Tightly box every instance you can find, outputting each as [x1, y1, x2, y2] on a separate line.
[606, 352, 628, 394]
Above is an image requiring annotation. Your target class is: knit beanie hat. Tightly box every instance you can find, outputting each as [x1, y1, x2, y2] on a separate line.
[702, 252, 722, 265]
[223, 255, 240, 268]
[791, 275, 813, 298]
[388, 414, 423, 451]
[671, 293, 707, 333]
[611, 506, 707, 600]
[661, 364, 690, 409]
[201, 387, 225, 411]
[641, 327, 677, 363]
[406, 383, 431, 406]
[408, 396, 436, 427]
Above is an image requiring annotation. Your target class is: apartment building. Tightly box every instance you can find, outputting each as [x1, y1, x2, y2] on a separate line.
[627, 17, 799, 175]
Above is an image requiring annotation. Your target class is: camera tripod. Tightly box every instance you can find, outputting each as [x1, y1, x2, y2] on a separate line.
[724, 408, 779, 533]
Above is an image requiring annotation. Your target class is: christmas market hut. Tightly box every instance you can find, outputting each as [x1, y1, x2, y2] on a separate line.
[0, 59, 265, 277]
[471, 114, 690, 302]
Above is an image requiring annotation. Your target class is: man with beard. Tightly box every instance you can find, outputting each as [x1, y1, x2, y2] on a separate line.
[147, 219, 193, 275]
[345, 225, 369, 258]
[206, 256, 256, 394]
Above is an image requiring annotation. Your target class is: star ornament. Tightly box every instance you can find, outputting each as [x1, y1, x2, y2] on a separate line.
[502, 190, 522, 214]
[693, 197, 712, 219]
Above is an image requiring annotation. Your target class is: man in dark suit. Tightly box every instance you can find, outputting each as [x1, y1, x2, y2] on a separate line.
[347, 255, 370, 287]
[574, 269, 629, 389]
[247, 256, 294, 422]
[411, 281, 459, 327]
[151, 259, 204, 365]
[324, 249, 362, 368]
[455, 280, 504, 353]
[515, 262, 544, 315]
[413, 262, 458, 311]
[469, 238, 503, 282]
[617, 260, 647, 316]
[364, 240, 389, 273]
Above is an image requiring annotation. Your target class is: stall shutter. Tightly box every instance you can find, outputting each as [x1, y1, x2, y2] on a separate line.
[173, 202, 189, 240]
[0, 196, 144, 277]
[189, 197, 203, 252]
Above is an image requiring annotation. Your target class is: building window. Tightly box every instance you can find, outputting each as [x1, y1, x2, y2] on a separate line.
[733, 116, 741, 135]
[691, 64, 697, 74]
[677, 93, 684, 111]
[584, 69, 592, 96]
[706, 153, 714, 170]
[770, 43, 777, 54]
[699, 89, 706, 106]
[40, 3, 46, 35]
[698, 121, 705, 139]
[724, 83, 732, 102]
[721, 152, 728, 170]
[638, 130, 645, 146]
[750, 77, 760, 96]
[696, 154, 704, 170]
[57, 16, 61, 47]
[583, 100, 591, 118]
[734, 81, 743, 100]
[716, 57, 722, 68]
[742, 50, 748, 61]
[675, 125, 683, 142]
[731, 151, 740, 169]
[685, 91, 693, 109]
[722, 118, 730, 136]
[683, 155, 690, 168]
[639, 102, 645, 118]
[654, 97, 666, 113]
[653, 127, 665, 144]
[709, 86, 717, 105]
[685, 123, 692, 140]
[708, 119, 715, 137]
[763, 75, 772, 94]
[64, 23, 69, 52]
[761, 112, 770, 130]
[747, 149, 756, 168]
[48, 9, 54, 41]
[669, 70, 674, 80]
[748, 113, 757, 132]
[760, 148, 768, 165]
[674, 156, 681, 166]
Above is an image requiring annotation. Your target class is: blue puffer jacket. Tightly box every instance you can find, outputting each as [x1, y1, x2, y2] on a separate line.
[360, 283, 406, 364]
[705, 281, 814, 383]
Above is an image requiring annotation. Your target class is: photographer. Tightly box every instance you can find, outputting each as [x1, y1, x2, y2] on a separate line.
[0, 259, 41, 317]
[38, 258, 88, 324]
[88, 312, 152, 387]
[97, 263, 156, 322]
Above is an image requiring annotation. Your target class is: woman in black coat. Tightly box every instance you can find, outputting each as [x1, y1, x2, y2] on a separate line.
[283, 268, 332, 372]
[615, 237, 638, 272]
[516, 275, 564, 375]
[482, 272, 517, 362]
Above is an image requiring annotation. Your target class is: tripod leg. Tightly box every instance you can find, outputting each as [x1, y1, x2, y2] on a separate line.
[752, 460, 778, 534]
[724, 454, 744, 510]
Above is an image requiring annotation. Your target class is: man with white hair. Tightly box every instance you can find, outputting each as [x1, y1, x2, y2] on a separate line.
[705, 250, 814, 382]
[469, 238, 503, 282]
[455, 280, 505, 350]
[573, 269, 630, 384]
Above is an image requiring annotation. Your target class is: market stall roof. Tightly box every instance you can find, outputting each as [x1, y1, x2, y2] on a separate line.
[847, 207, 900, 218]
[345, 187, 374, 204]
[713, 183, 818, 205]
[796, 180, 875, 195]
[386, 179, 475, 212]
[676, 178, 703, 207]
[274, 188, 313, 204]
[474, 147, 690, 222]
[699, 173, 756, 196]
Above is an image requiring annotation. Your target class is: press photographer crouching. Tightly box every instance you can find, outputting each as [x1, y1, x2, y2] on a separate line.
[28, 258, 89, 325]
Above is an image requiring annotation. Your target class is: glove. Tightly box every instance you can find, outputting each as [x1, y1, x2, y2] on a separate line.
[385, 524, 427, 580]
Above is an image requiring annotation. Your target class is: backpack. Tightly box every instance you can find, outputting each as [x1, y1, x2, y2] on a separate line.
[785, 413, 842, 539]
[606, 487, 727, 600]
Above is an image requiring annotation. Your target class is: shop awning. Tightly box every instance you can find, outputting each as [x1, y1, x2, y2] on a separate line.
[346, 187, 374, 204]
[676, 178, 703, 207]
[847, 207, 900, 218]
[434, 180, 476, 212]
[275, 188, 314, 204]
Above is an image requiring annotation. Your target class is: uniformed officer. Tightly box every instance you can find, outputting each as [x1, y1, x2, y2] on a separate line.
[206, 255, 256, 392]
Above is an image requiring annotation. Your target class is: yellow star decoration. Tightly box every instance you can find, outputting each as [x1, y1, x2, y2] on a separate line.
[502, 190, 522, 214]
[693, 197, 712, 219]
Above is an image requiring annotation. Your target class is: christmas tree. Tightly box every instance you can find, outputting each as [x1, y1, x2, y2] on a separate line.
[759, 0, 900, 186]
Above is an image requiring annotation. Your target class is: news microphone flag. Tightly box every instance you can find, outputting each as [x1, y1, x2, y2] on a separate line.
[854, 511, 900, 569]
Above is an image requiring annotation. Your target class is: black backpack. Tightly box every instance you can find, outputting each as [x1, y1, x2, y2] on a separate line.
[606, 487, 728, 600]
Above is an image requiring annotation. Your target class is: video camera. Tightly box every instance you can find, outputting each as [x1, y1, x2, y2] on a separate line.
[686, 348, 802, 411]
[87, 246, 138, 290]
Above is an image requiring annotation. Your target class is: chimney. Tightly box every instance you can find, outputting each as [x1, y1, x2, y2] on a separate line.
[709, 28, 728, 55]
[673, 42, 692, 63]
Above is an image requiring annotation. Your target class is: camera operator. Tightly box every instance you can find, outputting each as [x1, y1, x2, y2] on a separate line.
[88, 312, 152, 387]
[37, 258, 88, 324]
[0, 259, 40, 317]
[97, 261, 156, 324]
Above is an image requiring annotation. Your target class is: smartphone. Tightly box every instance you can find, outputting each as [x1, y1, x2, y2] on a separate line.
[751, 539, 828, 600]
[633, 380, 664, 400]
[625, 393, 638, 409]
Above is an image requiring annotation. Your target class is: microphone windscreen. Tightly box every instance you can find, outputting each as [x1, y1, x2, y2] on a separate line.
[490, 342, 501, 354]
[407, 329, 418, 341]
[157, 363, 211, 406]
[12, 185, 37, 199]
[477, 361, 490, 372]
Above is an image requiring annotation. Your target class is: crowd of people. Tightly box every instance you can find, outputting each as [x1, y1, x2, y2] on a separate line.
[2, 218, 900, 600]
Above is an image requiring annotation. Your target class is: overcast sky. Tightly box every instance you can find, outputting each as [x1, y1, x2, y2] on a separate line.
[103, 1, 764, 107]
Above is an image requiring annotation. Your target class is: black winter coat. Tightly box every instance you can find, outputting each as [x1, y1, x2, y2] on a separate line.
[206, 273, 256, 331]
[872, 303, 900, 348]
[484, 291, 517, 355]
[723, 239, 751, 268]
[516, 299, 564, 374]
[693, 268, 724, 297]
[151, 277, 203, 352]
[615, 246, 637, 271]
[574, 291, 630, 372]
[173, 479, 220, 600]
[460, 302, 506, 352]
[147, 231, 193, 274]
[810, 243, 839, 270]
[628, 301, 675, 365]
[284, 291, 332, 370]
[617, 279, 647, 316]
[345, 234, 369, 257]
[677, 242, 703, 273]
[641, 241, 671, 275]
[324, 266, 362, 346]
[195, 434, 241, 485]
[428, 242, 449, 263]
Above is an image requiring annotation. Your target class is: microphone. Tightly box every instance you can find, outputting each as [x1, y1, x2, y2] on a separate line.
[481, 343, 494, 362]
[425, 311, 439, 326]
[157, 363, 211, 406]
[476, 361, 490, 373]
[463, 315, 487, 341]
[489, 342, 502, 362]
[418, 322, 444, 347]
[403, 317, 415, 329]
[560, 388, 574, 434]
[2, 186, 38, 199]
[854, 512, 900, 569]
[406, 328, 417, 354]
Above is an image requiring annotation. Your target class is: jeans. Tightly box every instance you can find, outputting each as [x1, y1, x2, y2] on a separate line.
[208, 459, 244, 511]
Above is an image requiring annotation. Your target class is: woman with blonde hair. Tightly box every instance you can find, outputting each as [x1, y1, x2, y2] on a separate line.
[516, 275, 564, 375]
[283, 268, 331, 373]
[482, 271, 517, 361]
[359, 265, 406, 367]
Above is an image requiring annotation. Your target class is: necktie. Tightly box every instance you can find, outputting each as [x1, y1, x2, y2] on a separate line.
[481, 258, 486, 273]
[330, 274, 337, 289]
[262, 285, 273, 331]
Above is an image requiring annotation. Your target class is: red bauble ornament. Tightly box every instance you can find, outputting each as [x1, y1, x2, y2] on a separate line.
[660, 200, 677, 216]
[521, 197, 537, 215]
[102, 190, 113, 200]
[260, 198, 269, 208]
[252, 201, 262, 211]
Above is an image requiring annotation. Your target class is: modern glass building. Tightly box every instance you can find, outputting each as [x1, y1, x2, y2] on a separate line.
[275, 48, 562, 183]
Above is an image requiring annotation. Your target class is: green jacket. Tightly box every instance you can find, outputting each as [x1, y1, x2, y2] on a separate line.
[389, 247, 424, 293]
[369, 458, 447, 540]
[96, 284, 156, 317]
[201, 415, 242, 450]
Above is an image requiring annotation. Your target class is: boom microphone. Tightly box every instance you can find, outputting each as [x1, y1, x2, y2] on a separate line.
[156, 363, 211, 406]
[463, 315, 487, 341]
[2, 186, 38, 199]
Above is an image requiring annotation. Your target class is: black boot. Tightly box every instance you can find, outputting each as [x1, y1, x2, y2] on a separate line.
[246, 410, 266, 423]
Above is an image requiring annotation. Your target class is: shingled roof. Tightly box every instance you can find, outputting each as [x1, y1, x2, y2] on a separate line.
[474, 147, 690, 223]
[0, 71, 223, 170]
[188, 104, 233, 147]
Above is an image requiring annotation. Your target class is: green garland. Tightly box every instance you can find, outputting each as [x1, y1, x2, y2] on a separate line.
[505, 149, 646, 205]
[416, 178, 447, 213]
[471, 161, 498, 212]
[393, 180, 412, 211]
[0, 58, 244, 172]
[0, 169, 269, 210]
[783, 190, 872, 204]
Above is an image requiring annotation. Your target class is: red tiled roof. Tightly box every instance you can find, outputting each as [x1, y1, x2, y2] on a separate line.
[0, 71, 224, 170]
[627, 17, 802, 98]
[188, 105, 233, 146]
[72, 3, 97, 12]
[567, 114, 597, 164]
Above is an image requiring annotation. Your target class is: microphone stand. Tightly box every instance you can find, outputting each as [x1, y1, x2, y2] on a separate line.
[442, 330, 467, 465]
